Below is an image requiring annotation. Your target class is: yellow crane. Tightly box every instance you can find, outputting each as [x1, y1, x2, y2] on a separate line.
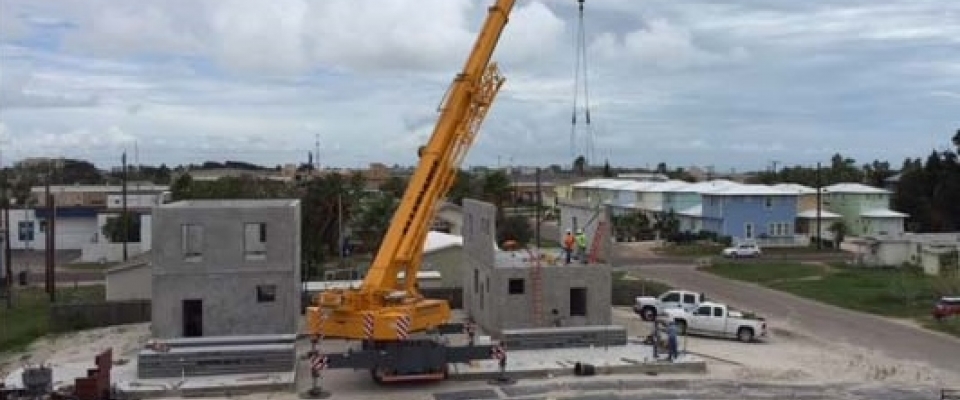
[305, 0, 516, 383]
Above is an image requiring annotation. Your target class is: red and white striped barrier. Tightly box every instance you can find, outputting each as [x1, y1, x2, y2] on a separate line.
[310, 353, 328, 373]
[363, 313, 375, 340]
[491, 344, 505, 360]
[396, 315, 411, 340]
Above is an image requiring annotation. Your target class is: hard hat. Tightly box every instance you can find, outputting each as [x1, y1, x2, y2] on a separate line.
[566, 229, 572, 233]
[577, 229, 583, 234]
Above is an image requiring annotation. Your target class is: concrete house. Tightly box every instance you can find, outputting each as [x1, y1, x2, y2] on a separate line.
[150, 199, 301, 338]
[822, 183, 907, 237]
[463, 199, 611, 335]
[700, 185, 799, 245]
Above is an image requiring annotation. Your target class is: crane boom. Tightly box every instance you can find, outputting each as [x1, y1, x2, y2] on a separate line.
[309, 0, 516, 345]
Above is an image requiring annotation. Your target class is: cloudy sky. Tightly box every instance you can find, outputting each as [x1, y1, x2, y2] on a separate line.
[1, 0, 958, 172]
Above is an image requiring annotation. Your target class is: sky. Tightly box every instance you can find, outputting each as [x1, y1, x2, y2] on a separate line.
[0, 0, 958, 172]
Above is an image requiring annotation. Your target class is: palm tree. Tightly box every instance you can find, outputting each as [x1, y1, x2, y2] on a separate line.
[481, 170, 512, 217]
[828, 220, 847, 248]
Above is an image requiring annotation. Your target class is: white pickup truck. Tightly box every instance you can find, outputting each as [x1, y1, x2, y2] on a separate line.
[633, 290, 706, 321]
[661, 301, 767, 342]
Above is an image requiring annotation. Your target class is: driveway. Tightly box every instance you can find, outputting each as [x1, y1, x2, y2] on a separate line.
[619, 262, 960, 375]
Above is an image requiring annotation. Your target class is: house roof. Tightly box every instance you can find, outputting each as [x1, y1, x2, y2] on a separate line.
[796, 209, 842, 219]
[860, 208, 908, 218]
[424, 231, 463, 253]
[677, 179, 739, 193]
[642, 180, 692, 192]
[702, 184, 796, 196]
[773, 183, 818, 194]
[824, 183, 890, 194]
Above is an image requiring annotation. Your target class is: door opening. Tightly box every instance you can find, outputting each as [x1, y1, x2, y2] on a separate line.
[183, 299, 203, 337]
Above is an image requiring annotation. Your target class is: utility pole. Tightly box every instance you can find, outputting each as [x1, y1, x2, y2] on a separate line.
[315, 133, 321, 171]
[337, 192, 343, 263]
[3, 169, 10, 309]
[44, 162, 55, 302]
[816, 162, 822, 250]
[535, 167, 541, 248]
[122, 151, 128, 261]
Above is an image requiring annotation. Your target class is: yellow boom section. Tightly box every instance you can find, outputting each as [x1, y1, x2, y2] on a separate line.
[309, 0, 515, 341]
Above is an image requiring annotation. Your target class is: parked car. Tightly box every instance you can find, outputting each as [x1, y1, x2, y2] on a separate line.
[660, 301, 767, 343]
[933, 296, 960, 321]
[634, 290, 706, 321]
[722, 243, 762, 258]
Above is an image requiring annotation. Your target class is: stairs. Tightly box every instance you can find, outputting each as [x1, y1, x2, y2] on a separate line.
[528, 247, 544, 327]
[588, 219, 607, 263]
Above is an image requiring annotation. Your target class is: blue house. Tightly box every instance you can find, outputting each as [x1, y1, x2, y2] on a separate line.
[700, 184, 799, 244]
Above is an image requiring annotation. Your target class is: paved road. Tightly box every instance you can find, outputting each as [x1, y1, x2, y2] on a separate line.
[621, 263, 960, 376]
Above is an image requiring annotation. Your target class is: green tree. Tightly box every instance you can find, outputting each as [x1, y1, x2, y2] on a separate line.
[101, 212, 141, 242]
[379, 176, 408, 198]
[653, 211, 680, 240]
[447, 169, 476, 205]
[496, 214, 533, 246]
[170, 174, 193, 200]
[481, 170, 512, 215]
[828, 220, 847, 248]
[573, 156, 586, 176]
[354, 192, 399, 253]
[602, 161, 613, 177]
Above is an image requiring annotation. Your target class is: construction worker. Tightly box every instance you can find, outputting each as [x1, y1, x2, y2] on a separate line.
[575, 228, 588, 263]
[666, 320, 679, 362]
[563, 229, 575, 264]
[465, 319, 477, 346]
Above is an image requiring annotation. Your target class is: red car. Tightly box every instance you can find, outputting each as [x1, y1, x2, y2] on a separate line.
[933, 296, 960, 321]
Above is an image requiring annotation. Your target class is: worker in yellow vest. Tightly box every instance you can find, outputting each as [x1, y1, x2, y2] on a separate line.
[575, 229, 588, 263]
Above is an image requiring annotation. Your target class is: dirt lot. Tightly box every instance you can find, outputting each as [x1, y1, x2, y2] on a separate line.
[2, 308, 958, 399]
[611, 307, 960, 387]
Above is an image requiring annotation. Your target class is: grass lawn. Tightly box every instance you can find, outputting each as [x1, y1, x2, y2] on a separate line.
[611, 271, 673, 306]
[0, 285, 105, 354]
[656, 243, 843, 258]
[703, 262, 960, 336]
[706, 262, 827, 285]
[655, 243, 726, 257]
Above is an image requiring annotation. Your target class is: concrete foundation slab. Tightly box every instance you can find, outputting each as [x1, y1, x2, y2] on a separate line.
[137, 334, 297, 379]
[447, 342, 706, 381]
[501, 325, 628, 350]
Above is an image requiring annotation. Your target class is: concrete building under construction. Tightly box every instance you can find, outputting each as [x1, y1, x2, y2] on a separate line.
[461, 199, 613, 336]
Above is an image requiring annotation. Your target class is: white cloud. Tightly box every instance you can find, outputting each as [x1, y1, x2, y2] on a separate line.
[593, 19, 747, 70]
[0, 0, 958, 171]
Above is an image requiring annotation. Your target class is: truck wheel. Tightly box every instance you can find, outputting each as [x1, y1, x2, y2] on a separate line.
[737, 327, 754, 343]
[370, 368, 385, 384]
[641, 307, 656, 321]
